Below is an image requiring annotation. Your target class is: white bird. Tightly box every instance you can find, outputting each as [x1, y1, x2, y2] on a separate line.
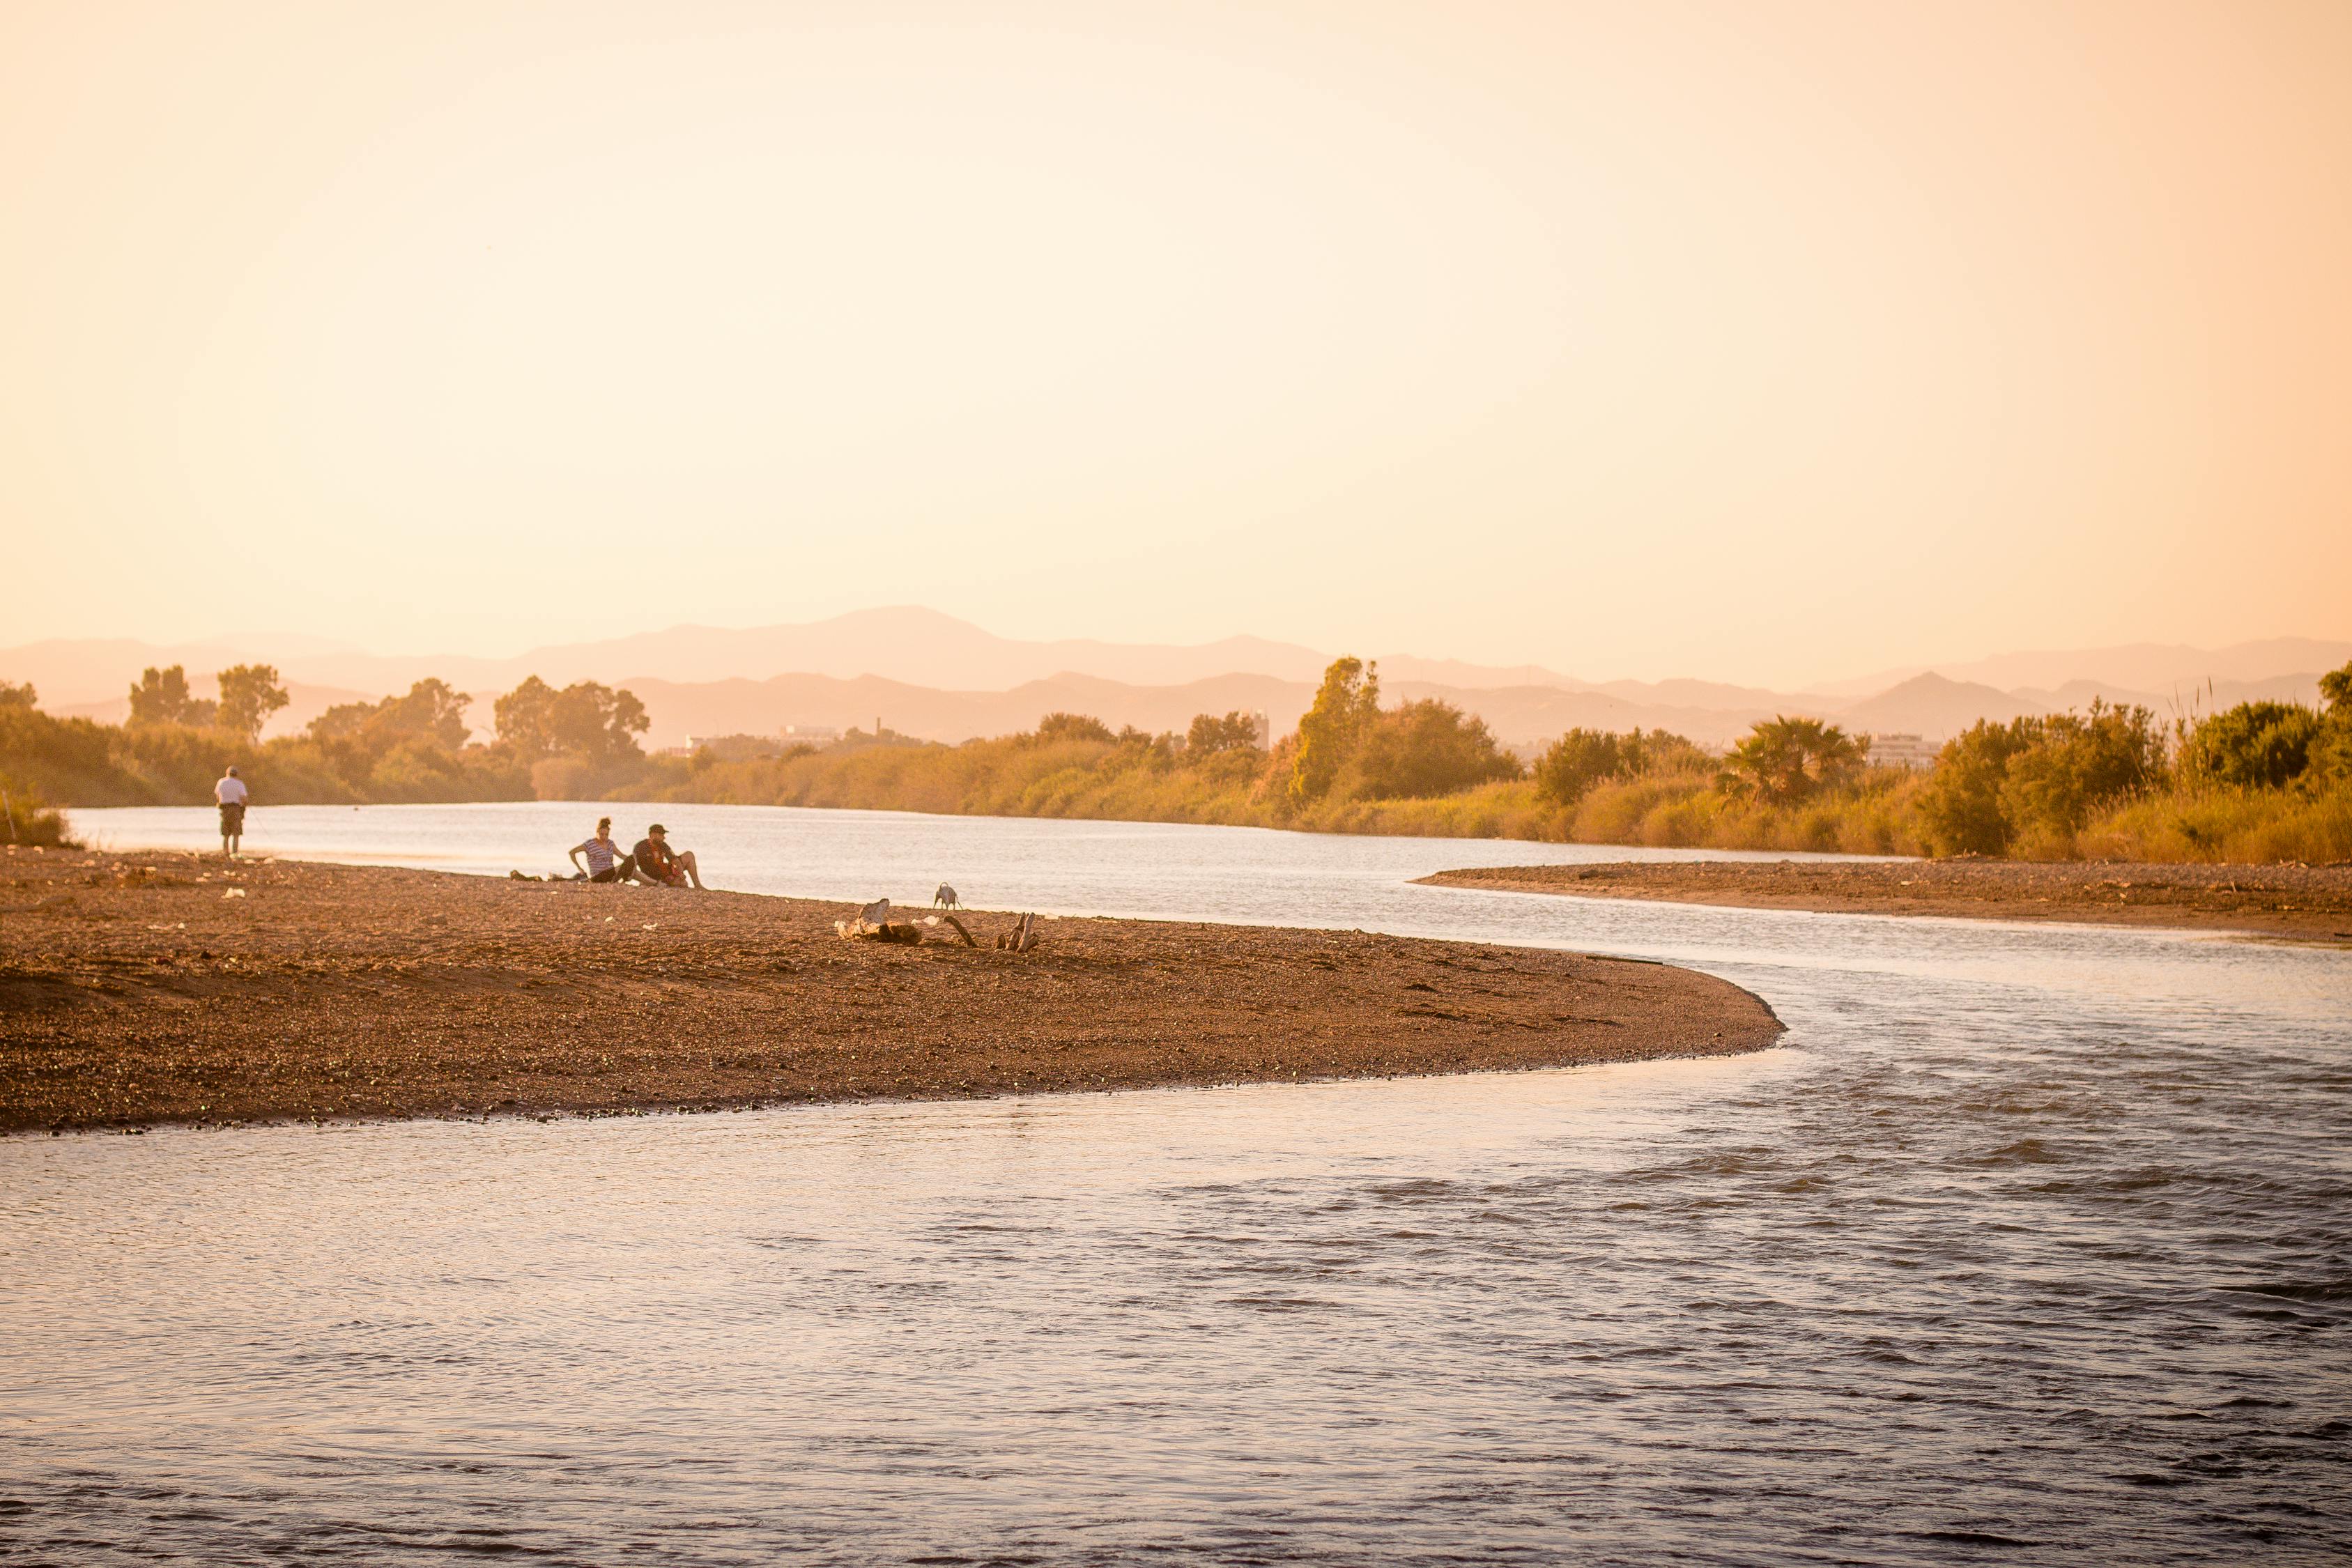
[933, 884, 961, 909]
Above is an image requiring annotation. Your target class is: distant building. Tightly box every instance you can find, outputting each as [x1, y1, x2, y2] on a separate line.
[782, 724, 842, 744]
[1866, 732, 1938, 769]
[1250, 710, 1270, 748]
[677, 733, 794, 762]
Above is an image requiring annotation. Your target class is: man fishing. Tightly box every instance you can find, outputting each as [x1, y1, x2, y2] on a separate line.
[215, 765, 248, 856]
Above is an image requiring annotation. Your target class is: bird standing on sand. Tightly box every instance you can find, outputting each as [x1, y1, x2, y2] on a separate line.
[934, 884, 960, 909]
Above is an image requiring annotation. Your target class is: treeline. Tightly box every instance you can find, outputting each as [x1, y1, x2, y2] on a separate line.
[10, 654, 2349, 863]
[0, 663, 663, 826]
[645, 660, 1525, 832]
[652, 656, 2352, 863]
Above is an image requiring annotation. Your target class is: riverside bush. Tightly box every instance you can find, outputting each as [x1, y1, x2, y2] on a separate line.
[2080, 783, 2352, 863]
[0, 774, 74, 846]
[17, 650, 2349, 865]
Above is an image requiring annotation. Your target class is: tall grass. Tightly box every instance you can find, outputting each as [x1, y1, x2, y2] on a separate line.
[2079, 786, 2352, 863]
[652, 739, 1950, 854]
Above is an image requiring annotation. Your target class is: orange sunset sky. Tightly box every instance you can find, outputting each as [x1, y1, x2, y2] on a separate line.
[3, 1, 2347, 686]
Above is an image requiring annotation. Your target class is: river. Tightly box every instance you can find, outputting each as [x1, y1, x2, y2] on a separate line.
[6, 803, 2348, 1564]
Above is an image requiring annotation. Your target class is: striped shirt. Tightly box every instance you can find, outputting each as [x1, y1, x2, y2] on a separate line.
[575, 836, 622, 874]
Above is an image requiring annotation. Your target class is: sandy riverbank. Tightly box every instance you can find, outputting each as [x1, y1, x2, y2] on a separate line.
[1418, 859, 2352, 941]
[0, 847, 1783, 1132]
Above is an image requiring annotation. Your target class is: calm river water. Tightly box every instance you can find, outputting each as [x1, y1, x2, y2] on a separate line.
[8, 804, 2350, 1565]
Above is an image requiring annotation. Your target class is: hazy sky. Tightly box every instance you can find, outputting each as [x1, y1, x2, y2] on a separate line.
[4, 0, 2347, 686]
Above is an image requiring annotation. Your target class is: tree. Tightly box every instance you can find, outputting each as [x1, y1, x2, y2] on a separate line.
[1534, 728, 1626, 808]
[2180, 700, 2321, 792]
[126, 665, 215, 728]
[1719, 716, 1860, 806]
[215, 664, 289, 742]
[1185, 711, 1263, 755]
[0, 681, 33, 709]
[1345, 700, 1521, 800]
[1998, 701, 2165, 845]
[1917, 719, 2033, 854]
[493, 676, 558, 758]
[493, 676, 648, 762]
[1917, 702, 2166, 856]
[1289, 657, 1381, 804]
[2312, 661, 2352, 785]
[2321, 659, 2352, 716]
[309, 679, 474, 758]
[1033, 712, 1115, 744]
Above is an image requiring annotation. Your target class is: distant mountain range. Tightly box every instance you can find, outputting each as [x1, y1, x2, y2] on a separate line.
[4, 610, 2342, 752]
[1816, 638, 2352, 699]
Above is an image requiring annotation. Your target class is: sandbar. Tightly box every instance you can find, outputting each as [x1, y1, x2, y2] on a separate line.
[1418, 858, 2352, 941]
[1, 848, 1784, 1132]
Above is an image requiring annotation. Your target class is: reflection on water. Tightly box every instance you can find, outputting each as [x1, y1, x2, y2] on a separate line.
[9, 805, 2351, 1563]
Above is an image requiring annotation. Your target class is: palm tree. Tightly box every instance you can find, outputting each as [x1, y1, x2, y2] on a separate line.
[1719, 716, 1861, 805]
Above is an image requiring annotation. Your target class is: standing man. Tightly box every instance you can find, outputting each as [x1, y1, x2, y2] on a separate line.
[215, 765, 249, 856]
[630, 823, 706, 889]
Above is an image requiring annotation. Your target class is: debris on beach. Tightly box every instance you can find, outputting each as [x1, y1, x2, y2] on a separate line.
[996, 912, 1040, 953]
[836, 897, 921, 944]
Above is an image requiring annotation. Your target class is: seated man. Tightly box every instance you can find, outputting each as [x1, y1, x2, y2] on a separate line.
[568, 817, 636, 883]
[631, 822, 705, 889]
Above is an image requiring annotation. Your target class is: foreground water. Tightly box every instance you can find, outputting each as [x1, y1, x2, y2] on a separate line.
[8, 806, 2350, 1564]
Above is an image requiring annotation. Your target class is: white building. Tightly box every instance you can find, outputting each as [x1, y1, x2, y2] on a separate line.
[1866, 732, 1938, 769]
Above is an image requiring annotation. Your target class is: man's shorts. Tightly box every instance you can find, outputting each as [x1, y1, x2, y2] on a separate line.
[218, 801, 246, 836]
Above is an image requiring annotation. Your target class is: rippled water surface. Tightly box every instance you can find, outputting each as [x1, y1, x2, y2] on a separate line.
[10, 805, 2351, 1564]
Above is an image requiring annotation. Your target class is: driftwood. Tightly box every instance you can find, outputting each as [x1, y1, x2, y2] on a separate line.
[836, 918, 921, 944]
[832, 897, 1020, 951]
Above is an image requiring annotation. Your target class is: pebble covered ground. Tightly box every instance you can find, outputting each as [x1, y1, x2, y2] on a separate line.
[0, 847, 1782, 1132]
[1420, 856, 2352, 941]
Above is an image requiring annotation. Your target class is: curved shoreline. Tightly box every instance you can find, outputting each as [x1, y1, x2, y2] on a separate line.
[1, 847, 1783, 1132]
[1417, 859, 2352, 941]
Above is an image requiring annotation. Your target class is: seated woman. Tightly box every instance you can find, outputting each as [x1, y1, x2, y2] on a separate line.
[569, 817, 636, 883]
[630, 823, 705, 889]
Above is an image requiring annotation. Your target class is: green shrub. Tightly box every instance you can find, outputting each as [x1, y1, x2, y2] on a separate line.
[1533, 728, 1627, 808]
[1034, 712, 1116, 745]
[1339, 700, 1520, 801]
[2181, 700, 2323, 790]
[0, 700, 139, 804]
[1185, 710, 1263, 755]
[1915, 702, 2163, 856]
[0, 774, 74, 847]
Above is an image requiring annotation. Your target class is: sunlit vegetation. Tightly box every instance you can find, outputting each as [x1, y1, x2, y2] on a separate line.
[652, 656, 2352, 864]
[647, 658, 1522, 832]
[6, 654, 2348, 863]
[0, 666, 643, 810]
[0, 681, 74, 845]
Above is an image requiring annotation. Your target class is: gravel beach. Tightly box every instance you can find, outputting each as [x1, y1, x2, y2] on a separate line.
[0, 847, 1784, 1132]
[1418, 858, 2352, 941]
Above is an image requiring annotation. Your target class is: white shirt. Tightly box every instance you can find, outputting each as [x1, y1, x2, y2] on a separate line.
[215, 776, 248, 806]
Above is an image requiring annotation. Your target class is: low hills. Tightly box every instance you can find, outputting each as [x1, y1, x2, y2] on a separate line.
[5, 611, 2342, 752]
